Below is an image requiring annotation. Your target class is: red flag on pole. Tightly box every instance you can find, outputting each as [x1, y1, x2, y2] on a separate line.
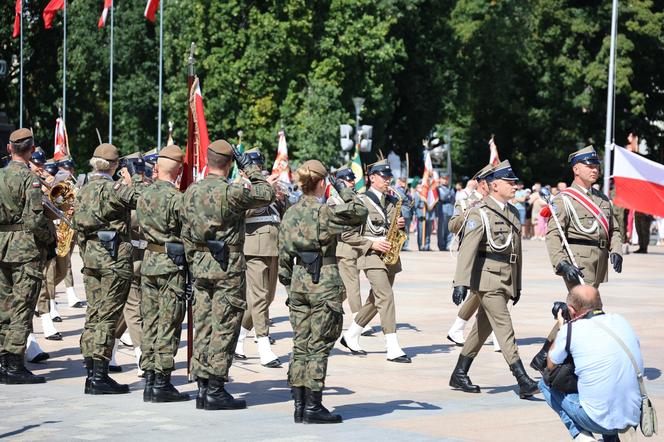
[144, 0, 159, 22]
[98, 0, 112, 28]
[53, 117, 69, 160]
[182, 76, 209, 190]
[43, 0, 64, 29]
[12, 0, 21, 38]
[613, 145, 664, 217]
[419, 150, 439, 209]
[271, 130, 291, 183]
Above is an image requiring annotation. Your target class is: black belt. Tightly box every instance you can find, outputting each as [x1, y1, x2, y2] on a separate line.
[568, 238, 607, 249]
[294, 256, 337, 266]
[193, 243, 243, 253]
[0, 224, 25, 232]
[478, 251, 517, 264]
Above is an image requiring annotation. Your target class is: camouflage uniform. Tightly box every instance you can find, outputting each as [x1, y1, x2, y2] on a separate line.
[278, 187, 368, 391]
[138, 180, 185, 374]
[74, 173, 141, 361]
[0, 161, 54, 357]
[181, 163, 274, 382]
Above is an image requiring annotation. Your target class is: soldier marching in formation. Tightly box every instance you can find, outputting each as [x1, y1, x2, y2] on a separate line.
[3, 125, 640, 420]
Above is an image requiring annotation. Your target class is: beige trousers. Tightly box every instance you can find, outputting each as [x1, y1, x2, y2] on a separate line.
[354, 267, 397, 334]
[241, 256, 277, 337]
[337, 257, 362, 314]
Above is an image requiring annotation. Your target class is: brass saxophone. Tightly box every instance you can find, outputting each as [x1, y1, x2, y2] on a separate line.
[48, 180, 77, 257]
[381, 188, 407, 266]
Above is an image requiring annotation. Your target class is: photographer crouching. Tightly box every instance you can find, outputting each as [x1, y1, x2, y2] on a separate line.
[540, 285, 644, 441]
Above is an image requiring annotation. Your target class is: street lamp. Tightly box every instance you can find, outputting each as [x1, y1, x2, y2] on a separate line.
[340, 97, 373, 160]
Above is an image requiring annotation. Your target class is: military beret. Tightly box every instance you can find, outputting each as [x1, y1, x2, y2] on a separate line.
[368, 159, 393, 177]
[568, 146, 600, 165]
[208, 140, 233, 157]
[93, 143, 119, 161]
[335, 167, 356, 182]
[158, 145, 184, 163]
[485, 160, 518, 182]
[9, 128, 33, 144]
[301, 159, 327, 178]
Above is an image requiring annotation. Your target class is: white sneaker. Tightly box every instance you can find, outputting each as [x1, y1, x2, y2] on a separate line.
[340, 322, 365, 354]
[257, 336, 281, 367]
[574, 431, 597, 441]
[446, 316, 468, 346]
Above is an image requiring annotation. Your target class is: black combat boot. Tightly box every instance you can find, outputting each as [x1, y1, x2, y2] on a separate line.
[510, 359, 540, 399]
[196, 377, 208, 410]
[204, 376, 246, 410]
[530, 341, 551, 373]
[292, 386, 305, 423]
[143, 370, 155, 402]
[303, 389, 342, 424]
[84, 357, 94, 394]
[449, 354, 480, 393]
[89, 359, 129, 395]
[4, 353, 46, 384]
[151, 372, 189, 403]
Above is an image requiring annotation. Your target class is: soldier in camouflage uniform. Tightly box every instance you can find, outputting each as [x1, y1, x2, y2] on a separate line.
[73, 143, 142, 395]
[137, 145, 188, 403]
[279, 160, 368, 424]
[0, 129, 55, 384]
[181, 140, 274, 411]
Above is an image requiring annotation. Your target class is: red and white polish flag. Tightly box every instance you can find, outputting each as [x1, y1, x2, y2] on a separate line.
[12, 0, 21, 38]
[489, 136, 500, 167]
[53, 118, 68, 160]
[613, 145, 664, 217]
[43, 0, 64, 29]
[271, 130, 291, 184]
[144, 0, 159, 22]
[420, 149, 438, 209]
[98, 0, 112, 28]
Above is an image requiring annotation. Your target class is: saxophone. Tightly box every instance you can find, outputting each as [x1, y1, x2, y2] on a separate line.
[381, 188, 408, 266]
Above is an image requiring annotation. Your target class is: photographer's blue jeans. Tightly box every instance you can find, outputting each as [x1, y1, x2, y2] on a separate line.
[539, 380, 619, 441]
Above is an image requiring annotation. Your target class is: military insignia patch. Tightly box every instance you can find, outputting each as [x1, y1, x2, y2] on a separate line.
[466, 219, 477, 231]
[32, 180, 41, 188]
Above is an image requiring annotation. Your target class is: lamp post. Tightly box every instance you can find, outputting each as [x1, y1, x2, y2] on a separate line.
[340, 97, 372, 162]
[352, 97, 364, 146]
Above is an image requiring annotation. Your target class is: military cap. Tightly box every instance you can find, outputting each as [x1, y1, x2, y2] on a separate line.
[368, 159, 393, 178]
[245, 148, 264, 166]
[58, 155, 75, 169]
[143, 148, 158, 164]
[208, 139, 233, 157]
[44, 162, 59, 176]
[158, 145, 184, 163]
[485, 160, 518, 182]
[335, 167, 356, 182]
[472, 164, 494, 181]
[568, 146, 600, 166]
[31, 148, 46, 165]
[93, 143, 119, 161]
[301, 159, 327, 178]
[9, 128, 33, 144]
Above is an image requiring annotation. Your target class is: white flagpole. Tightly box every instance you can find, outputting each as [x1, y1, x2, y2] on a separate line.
[19, 0, 23, 127]
[157, 0, 163, 151]
[108, 0, 114, 143]
[603, 0, 619, 195]
[62, 0, 67, 123]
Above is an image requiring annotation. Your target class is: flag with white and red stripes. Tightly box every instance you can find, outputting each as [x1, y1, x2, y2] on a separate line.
[613, 145, 664, 217]
[489, 136, 500, 166]
[43, 0, 64, 29]
[419, 150, 438, 209]
[53, 118, 68, 160]
[98, 0, 112, 28]
[144, 0, 159, 22]
[182, 77, 209, 190]
[271, 130, 291, 184]
[12, 0, 21, 38]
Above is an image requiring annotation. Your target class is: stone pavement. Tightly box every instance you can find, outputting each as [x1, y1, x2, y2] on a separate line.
[2, 239, 663, 441]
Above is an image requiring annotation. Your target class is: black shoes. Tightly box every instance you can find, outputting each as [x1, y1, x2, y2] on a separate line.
[510, 360, 540, 399]
[52, 316, 62, 323]
[204, 376, 246, 410]
[84, 357, 93, 394]
[88, 359, 129, 395]
[262, 359, 282, 368]
[233, 353, 247, 360]
[339, 337, 367, 355]
[303, 388, 342, 424]
[196, 378, 208, 410]
[530, 341, 551, 373]
[152, 372, 189, 403]
[28, 352, 50, 363]
[45, 333, 62, 341]
[1, 353, 46, 384]
[143, 370, 155, 402]
[449, 354, 480, 393]
[388, 355, 412, 363]
[292, 386, 305, 423]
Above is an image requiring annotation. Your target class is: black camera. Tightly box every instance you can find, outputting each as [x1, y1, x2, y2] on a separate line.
[119, 157, 146, 176]
[552, 301, 571, 321]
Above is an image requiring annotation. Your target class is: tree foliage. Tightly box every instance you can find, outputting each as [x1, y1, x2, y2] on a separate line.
[1, 0, 662, 182]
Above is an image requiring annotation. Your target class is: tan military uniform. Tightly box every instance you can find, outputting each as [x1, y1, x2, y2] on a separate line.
[327, 193, 362, 314]
[115, 210, 144, 349]
[242, 202, 283, 337]
[341, 189, 402, 334]
[545, 182, 621, 289]
[454, 196, 522, 365]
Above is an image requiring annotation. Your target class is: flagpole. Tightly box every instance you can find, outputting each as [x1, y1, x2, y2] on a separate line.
[62, 0, 67, 123]
[108, 0, 114, 143]
[603, 0, 618, 195]
[156, 0, 163, 151]
[19, 0, 23, 127]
